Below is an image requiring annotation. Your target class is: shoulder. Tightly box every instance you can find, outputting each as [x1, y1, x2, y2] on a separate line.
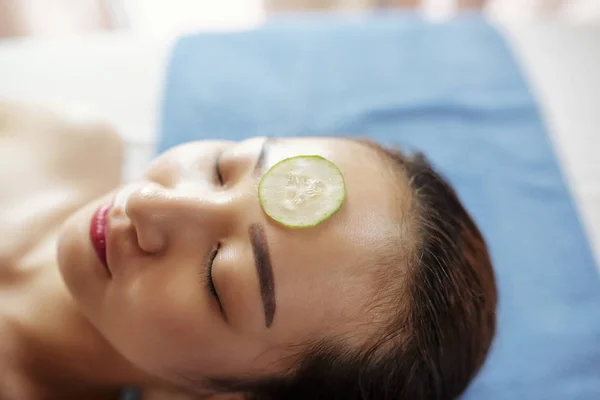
[0, 101, 123, 188]
[0, 102, 123, 262]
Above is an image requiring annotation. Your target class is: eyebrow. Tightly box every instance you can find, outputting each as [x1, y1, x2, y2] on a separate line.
[254, 137, 273, 176]
[249, 223, 276, 328]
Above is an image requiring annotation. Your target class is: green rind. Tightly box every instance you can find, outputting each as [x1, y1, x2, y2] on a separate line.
[258, 155, 347, 228]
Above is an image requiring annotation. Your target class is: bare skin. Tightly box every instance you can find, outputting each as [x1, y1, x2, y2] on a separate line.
[0, 103, 192, 399]
[0, 102, 404, 399]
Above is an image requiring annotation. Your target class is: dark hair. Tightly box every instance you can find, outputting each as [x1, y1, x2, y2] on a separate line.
[211, 143, 497, 400]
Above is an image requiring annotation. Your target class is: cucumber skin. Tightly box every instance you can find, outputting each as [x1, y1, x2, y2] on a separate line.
[258, 155, 346, 228]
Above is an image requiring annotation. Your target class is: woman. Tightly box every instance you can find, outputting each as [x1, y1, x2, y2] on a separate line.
[0, 102, 497, 399]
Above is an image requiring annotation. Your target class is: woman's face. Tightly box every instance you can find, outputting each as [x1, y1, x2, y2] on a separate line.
[58, 137, 401, 391]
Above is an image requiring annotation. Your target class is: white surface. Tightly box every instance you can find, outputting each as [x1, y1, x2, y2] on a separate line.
[121, 0, 265, 36]
[486, 0, 600, 22]
[0, 33, 170, 145]
[0, 21, 598, 263]
[501, 23, 600, 262]
[0, 32, 172, 181]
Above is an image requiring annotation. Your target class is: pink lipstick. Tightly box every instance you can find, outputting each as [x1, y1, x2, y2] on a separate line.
[90, 202, 112, 273]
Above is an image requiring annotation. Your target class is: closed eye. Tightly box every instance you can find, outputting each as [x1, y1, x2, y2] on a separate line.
[215, 151, 224, 185]
[205, 244, 222, 307]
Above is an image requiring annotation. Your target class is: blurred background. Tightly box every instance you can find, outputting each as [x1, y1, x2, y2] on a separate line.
[0, 0, 599, 39]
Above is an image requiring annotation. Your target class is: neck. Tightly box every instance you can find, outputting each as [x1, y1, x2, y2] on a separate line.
[5, 235, 156, 395]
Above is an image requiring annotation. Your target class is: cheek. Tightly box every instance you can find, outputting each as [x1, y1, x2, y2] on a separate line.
[100, 271, 276, 382]
[99, 266, 220, 376]
[103, 285, 264, 382]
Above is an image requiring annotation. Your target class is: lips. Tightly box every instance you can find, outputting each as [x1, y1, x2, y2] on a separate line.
[90, 202, 112, 274]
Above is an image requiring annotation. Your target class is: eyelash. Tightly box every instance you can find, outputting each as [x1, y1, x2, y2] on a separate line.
[208, 152, 224, 311]
[205, 244, 220, 299]
[215, 151, 224, 185]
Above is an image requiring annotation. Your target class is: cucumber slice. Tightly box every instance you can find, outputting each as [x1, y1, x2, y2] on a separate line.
[259, 155, 346, 228]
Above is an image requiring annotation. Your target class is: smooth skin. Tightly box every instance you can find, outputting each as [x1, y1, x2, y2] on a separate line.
[0, 102, 403, 399]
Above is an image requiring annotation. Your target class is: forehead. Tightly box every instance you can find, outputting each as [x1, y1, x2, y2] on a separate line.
[263, 137, 408, 342]
[270, 137, 400, 218]
[269, 138, 402, 246]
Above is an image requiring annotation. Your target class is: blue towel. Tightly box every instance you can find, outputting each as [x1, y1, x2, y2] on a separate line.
[159, 14, 600, 399]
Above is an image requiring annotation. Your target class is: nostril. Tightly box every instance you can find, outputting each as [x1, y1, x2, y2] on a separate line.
[132, 219, 167, 254]
[121, 184, 169, 255]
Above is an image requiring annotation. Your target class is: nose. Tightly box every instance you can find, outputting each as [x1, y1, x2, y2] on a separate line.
[124, 184, 231, 254]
